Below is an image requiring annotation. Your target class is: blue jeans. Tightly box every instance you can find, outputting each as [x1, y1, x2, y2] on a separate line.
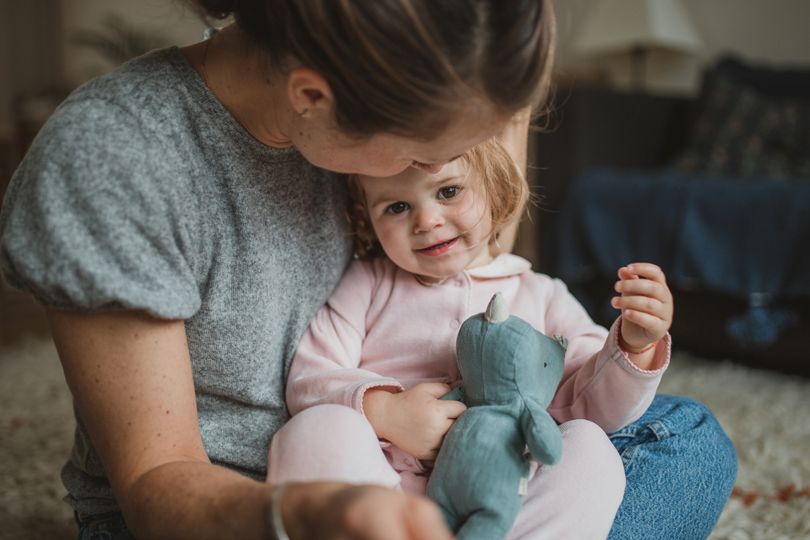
[607, 394, 738, 540]
[74, 394, 737, 540]
[75, 511, 135, 540]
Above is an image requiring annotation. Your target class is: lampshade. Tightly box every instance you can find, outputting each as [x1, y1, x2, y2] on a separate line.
[572, 0, 703, 57]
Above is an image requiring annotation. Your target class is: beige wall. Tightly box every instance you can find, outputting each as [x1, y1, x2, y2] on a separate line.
[553, 0, 810, 95]
[0, 0, 206, 125]
[61, 0, 208, 87]
[58, 0, 810, 93]
[3, 0, 810, 121]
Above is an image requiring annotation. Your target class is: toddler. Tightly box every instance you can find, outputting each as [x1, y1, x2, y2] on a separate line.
[268, 137, 674, 540]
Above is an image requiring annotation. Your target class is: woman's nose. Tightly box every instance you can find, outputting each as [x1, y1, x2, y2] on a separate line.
[414, 206, 445, 233]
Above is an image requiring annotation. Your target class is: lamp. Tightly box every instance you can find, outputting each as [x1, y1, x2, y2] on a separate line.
[572, 0, 702, 91]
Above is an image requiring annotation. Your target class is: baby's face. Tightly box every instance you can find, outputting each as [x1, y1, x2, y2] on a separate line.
[358, 160, 494, 283]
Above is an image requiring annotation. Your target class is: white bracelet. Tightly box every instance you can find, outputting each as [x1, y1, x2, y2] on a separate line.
[270, 482, 290, 540]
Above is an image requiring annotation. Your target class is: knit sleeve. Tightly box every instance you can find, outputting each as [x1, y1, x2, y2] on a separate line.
[0, 97, 202, 319]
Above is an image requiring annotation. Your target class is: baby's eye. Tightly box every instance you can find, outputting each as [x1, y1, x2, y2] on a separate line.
[386, 202, 410, 214]
[438, 186, 460, 200]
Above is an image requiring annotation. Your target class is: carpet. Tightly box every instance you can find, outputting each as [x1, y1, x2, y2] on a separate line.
[1, 339, 809, 539]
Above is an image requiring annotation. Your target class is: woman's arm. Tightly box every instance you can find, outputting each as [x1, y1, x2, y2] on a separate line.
[47, 309, 453, 540]
[47, 309, 276, 539]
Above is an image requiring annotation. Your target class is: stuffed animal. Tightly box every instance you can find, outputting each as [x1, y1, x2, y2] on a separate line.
[425, 292, 567, 540]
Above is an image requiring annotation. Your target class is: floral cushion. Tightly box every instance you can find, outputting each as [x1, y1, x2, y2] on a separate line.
[675, 69, 810, 180]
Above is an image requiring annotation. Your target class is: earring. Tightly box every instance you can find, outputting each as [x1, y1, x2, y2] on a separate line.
[301, 108, 309, 118]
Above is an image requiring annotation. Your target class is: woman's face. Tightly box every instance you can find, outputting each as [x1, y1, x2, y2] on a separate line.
[290, 101, 507, 177]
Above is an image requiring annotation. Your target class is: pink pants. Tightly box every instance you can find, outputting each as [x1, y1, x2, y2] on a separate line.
[268, 405, 626, 540]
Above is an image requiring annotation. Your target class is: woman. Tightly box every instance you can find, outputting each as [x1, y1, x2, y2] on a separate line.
[0, 1, 735, 539]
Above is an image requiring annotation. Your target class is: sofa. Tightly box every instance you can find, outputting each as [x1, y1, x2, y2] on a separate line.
[534, 57, 810, 376]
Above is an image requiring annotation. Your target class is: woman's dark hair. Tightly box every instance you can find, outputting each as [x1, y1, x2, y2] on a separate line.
[186, 0, 556, 139]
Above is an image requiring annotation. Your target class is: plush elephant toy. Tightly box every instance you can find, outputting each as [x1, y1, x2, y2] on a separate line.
[425, 292, 568, 540]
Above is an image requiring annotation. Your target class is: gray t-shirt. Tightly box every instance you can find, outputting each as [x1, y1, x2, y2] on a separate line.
[0, 47, 353, 515]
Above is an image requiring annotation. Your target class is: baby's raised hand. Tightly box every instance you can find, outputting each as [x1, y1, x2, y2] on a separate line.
[611, 263, 673, 367]
[363, 383, 467, 460]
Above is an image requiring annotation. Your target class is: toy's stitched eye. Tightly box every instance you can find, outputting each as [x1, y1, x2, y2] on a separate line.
[544, 363, 547, 368]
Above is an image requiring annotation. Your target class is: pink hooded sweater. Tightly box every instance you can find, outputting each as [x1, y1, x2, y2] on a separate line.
[287, 254, 670, 434]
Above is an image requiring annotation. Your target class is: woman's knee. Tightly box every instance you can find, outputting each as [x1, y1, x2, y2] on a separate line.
[648, 395, 720, 437]
[607, 396, 738, 539]
[659, 395, 738, 490]
[651, 396, 737, 474]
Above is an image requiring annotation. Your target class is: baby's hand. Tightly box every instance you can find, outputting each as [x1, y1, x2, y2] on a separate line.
[364, 383, 466, 460]
[611, 263, 673, 362]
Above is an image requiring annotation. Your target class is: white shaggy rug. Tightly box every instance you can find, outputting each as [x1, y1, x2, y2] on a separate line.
[1, 340, 76, 539]
[1, 339, 809, 540]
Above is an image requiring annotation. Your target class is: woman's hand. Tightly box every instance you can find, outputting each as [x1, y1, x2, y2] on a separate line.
[611, 263, 673, 369]
[282, 482, 455, 540]
[363, 383, 466, 460]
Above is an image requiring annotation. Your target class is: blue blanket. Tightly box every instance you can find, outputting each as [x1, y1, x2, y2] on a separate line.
[553, 167, 810, 346]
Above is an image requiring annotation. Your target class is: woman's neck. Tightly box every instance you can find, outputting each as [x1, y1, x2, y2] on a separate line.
[182, 25, 295, 148]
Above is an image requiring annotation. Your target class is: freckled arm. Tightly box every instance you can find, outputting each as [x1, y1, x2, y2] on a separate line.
[46, 309, 276, 540]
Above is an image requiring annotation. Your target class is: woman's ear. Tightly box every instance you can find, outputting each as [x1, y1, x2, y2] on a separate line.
[287, 67, 334, 118]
